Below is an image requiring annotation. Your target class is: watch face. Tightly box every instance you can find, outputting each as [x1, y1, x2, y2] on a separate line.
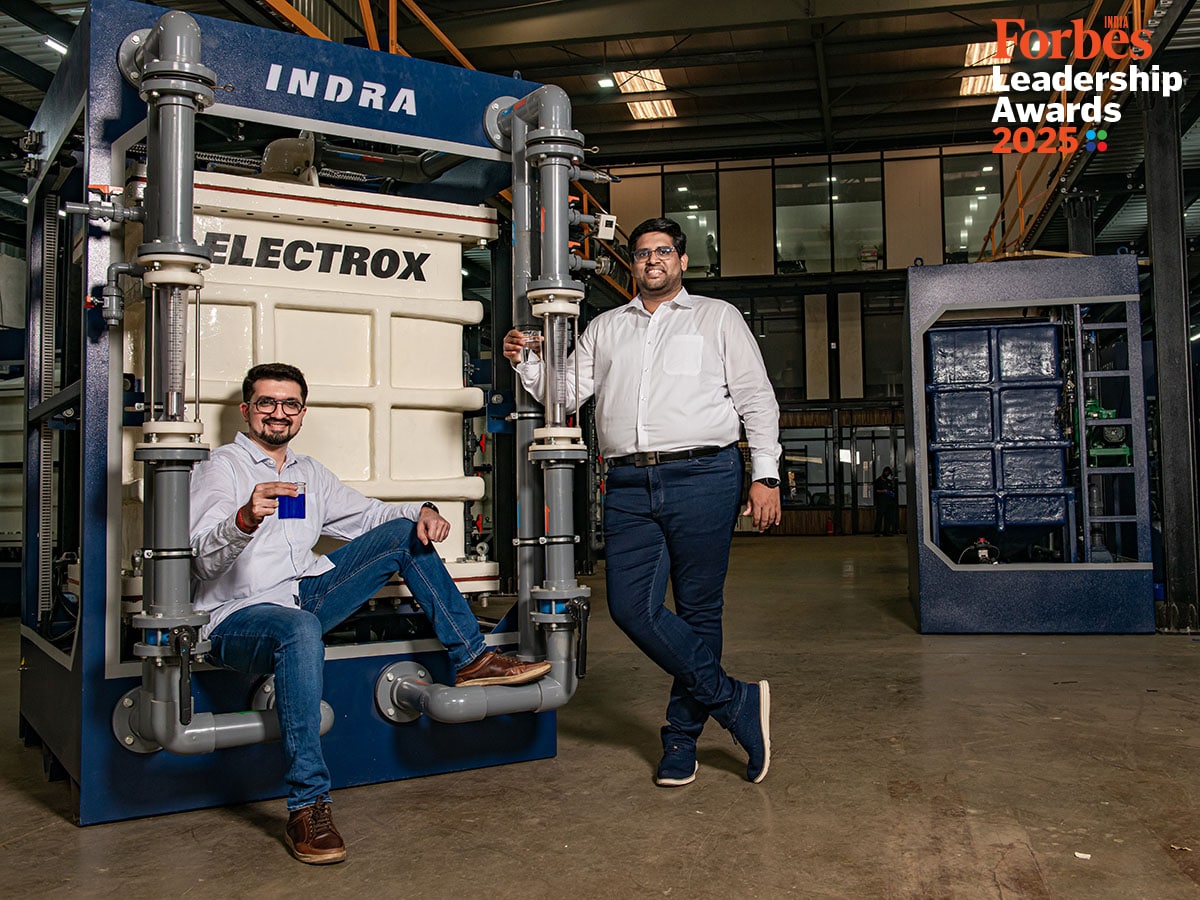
[757, 478, 780, 489]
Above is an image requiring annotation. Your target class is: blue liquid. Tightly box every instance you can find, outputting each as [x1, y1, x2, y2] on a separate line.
[278, 493, 306, 519]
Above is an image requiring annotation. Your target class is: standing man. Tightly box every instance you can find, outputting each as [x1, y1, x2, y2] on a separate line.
[873, 466, 897, 536]
[504, 217, 781, 787]
[190, 363, 551, 865]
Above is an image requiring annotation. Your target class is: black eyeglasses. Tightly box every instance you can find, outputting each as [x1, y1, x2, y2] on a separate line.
[252, 397, 305, 415]
[632, 246, 677, 262]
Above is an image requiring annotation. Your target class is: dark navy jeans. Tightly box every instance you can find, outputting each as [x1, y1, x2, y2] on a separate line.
[603, 444, 747, 749]
[206, 517, 486, 809]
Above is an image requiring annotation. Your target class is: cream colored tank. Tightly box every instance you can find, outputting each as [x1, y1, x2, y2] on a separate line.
[122, 169, 499, 596]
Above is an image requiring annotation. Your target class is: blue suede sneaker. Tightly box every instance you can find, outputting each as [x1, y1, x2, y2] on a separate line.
[655, 742, 699, 787]
[729, 680, 771, 783]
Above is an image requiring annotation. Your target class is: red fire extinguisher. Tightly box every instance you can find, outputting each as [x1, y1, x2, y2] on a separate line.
[826, 517, 834, 536]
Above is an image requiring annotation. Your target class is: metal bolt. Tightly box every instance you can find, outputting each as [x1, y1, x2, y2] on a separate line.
[131, 34, 141, 44]
[386, 707, 395, 716]
[122, 697, 134, 708]
[124, 735, 135, 745]
[419, 670, 427, 678]
[386, 671, 395, 681]
[262, 683, 272, 693]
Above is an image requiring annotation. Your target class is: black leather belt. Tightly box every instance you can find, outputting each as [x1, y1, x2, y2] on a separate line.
[607, 445, 728, 468]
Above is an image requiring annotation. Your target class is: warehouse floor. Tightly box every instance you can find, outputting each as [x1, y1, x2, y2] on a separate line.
[3, 535, 1200, 898]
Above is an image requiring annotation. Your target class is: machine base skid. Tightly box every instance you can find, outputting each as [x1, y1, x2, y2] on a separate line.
[913, 566, 1154, 633]
[21, 641, 555, 826]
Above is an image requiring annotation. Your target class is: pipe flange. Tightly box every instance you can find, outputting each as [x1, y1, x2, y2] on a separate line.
[138, 254, 210, 287]
[375, 661, 426, 724]
[528, 443, 589, 461]
[117, 30, 152, 88]
[142, 420, 204, 439]
[251, 676, 277, 710]
[533, 426, 582, 441]
[112, 688, 162, 754]
[483, 96, 520, 150]
[138, 75, 216, 108]
[527, 285, 584, 302]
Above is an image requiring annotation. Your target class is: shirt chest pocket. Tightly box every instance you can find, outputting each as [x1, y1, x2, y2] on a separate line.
[662, 334, 704, 376]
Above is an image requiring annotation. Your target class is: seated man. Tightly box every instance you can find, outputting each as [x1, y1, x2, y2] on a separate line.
[190, 362, 550, 865]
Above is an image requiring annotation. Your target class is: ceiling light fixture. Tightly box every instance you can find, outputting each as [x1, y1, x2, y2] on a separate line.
[960, 40, 1013, 95]
[613, 68, 677, 120]
[44, 37, 68, 55]
[597, 77, 614, 88]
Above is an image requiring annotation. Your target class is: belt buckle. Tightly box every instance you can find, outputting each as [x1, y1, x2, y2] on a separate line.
[634, 451, 659, 467]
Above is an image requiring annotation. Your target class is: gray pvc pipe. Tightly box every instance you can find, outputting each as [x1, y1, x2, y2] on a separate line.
[388, 630, 577, 724]
[137, 666, 334, 754]
[510, 112, 545, 659]
[148, 461, 193, 619]
[141, 12, 206, 253]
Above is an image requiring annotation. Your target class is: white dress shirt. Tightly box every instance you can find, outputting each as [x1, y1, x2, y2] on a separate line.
[189, 432, 426, 638]
[515, 287, 782, 480]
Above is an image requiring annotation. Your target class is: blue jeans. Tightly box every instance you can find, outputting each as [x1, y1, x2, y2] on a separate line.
[603, 445, 747, 749]
[206, 517, 487, 809]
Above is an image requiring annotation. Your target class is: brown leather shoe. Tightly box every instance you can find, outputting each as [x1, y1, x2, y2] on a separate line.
[285, 799, 346, 865]
[455, 650, 552, 686]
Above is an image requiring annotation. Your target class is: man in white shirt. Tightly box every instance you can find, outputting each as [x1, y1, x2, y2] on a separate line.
[503, 217, 781, 788]
[190, 363, 551, 865]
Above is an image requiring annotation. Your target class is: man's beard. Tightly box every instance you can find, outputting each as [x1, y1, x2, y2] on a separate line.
[253, 421, 293, 446]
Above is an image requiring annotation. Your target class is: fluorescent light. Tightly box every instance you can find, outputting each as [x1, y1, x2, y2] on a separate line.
[628, 99, 676, 120]
[44, 37, 68, 55]
[613, 69, 667, 93]
[960, 74, 1000, 96]
[975, 185, 987, 192]
[982, 165, 995, 173]
[964, 41, 1006, 66]
[613, 68, 677, 120]
[597, 77, 614, 88]
[960, 41, 1012, 95]
[676, 186, 688, 192]
[1191, 332, 1200, 342]
[831, 194, 839, 201]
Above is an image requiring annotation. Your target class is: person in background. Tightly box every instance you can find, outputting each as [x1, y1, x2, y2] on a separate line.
[873, 466, 898, 537]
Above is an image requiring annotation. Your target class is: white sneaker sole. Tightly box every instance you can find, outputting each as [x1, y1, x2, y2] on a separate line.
[753, 679, 771, 784]
[655, 761, 699, 787]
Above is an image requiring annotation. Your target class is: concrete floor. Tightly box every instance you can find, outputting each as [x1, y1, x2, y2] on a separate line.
[4, 536, 1200, 898]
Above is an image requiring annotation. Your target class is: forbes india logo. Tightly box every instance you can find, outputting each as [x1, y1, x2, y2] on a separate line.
[988, 17, 1184, 155]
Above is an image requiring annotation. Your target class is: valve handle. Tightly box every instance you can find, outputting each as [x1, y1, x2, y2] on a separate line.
[568, 597, 590, 680]
[171, 625, 197, 726]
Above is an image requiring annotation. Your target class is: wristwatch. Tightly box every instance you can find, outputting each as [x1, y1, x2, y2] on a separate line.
[421, 501, 439, 513]
[753, 477, 781, 489]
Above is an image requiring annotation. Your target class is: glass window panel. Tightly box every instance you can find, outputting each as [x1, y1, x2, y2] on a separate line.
[663, 172, 718, 278]
[774, 164, 831, 274]
[780, 427, 834, 507]
[862, 311, 904, 399]
[758, 305, 805, 404]
[943, 154, 1003, 263]
[831, 161, 884, 272]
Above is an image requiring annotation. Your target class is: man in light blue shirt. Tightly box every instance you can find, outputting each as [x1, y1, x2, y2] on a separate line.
[190, 362, 550, 865]
[504, 217, 779, 790]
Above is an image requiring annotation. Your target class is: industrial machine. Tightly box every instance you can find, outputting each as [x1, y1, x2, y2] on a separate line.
[905, 255, 1153, 633]
[20, 0, 603, 824]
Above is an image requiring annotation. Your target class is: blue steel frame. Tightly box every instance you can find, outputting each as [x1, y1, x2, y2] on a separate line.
[904, 255, 1154, 633]
[20, 0, 550, 825]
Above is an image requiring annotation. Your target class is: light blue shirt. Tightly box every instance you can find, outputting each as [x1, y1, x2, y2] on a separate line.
[189, 432, 426, 638]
